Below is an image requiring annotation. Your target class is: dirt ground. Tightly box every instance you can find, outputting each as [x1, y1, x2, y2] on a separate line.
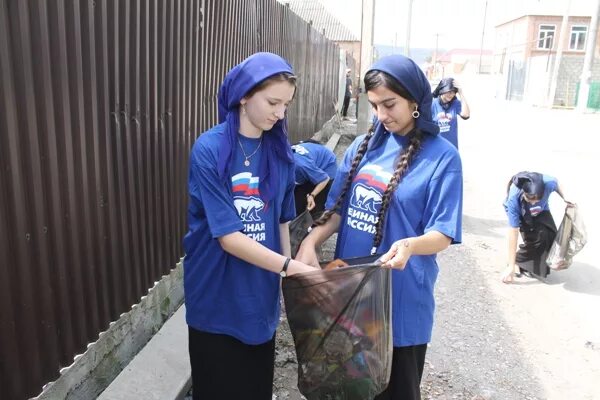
[273, 84, 600, 400]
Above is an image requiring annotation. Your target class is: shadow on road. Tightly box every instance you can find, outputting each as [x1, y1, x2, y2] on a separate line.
[462, 214, 505, 239]
[545, 261, 600, 296]
[430, 244, 546, 399]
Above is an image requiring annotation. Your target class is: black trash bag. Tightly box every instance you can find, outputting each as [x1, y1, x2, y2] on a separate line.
[282, 255, 392, 400]
[547, 205, 587, 270]
[289, 210, 314, 258]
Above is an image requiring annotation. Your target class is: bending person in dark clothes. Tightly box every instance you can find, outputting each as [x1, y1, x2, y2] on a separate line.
[502, 171, 574, 283]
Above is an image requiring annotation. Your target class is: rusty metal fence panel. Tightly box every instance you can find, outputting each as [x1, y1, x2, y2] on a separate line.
[0, 0, 340, 398]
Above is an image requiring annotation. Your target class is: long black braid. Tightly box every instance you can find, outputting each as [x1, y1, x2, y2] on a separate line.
[371, 130, 423, 251]
[313, 124, 376, 226]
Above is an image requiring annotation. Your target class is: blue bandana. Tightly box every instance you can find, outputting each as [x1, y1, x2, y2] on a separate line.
[366, 55, 439, 147]
[512, 171, 545, 198]
[217, 52, 295, 201]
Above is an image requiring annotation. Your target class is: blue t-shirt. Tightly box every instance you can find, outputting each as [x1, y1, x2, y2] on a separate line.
[503, 175, 558, 228]
[431, 98, 462, 148]
[292, 142, 338, 185]
[326, 132, 463, 347]
[183, 123, 296, 345]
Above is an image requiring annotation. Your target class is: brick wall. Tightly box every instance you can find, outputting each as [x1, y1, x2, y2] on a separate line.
[555, 55, 600, 106]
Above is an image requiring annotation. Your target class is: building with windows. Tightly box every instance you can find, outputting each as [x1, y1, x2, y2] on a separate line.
[494, 13, 599, 107]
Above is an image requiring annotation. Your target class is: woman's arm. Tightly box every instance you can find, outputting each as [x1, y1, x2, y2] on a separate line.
[507, 227, 519, 268]
[454, 80, 470, 119]
[295, 213, 342, 267]
[502, 227, 520, 283]
[458, 92, 470, 119]
[555, 181, 574, 206]
[219, 231, 316, 276]
[279, 222, 291, 258]
[306, 177, 330, 210]
[378, 231, 452, 269]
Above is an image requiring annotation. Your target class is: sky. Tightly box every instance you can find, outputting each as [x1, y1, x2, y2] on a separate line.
[318, 0, 596, 51]
[319, 0, 495, 50]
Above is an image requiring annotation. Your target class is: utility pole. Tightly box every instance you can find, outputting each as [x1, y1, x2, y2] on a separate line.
[357, 0, 375, 135]
[547, 0, 571, 107]
[432, 33, 441, 80]
[432, 33, 440, 65]
[478, 0, 488, 74]
[576, 0, 600, 112]
[405, 0, 413, 57]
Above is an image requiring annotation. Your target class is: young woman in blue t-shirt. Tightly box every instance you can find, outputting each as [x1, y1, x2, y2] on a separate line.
[183, 52, 316, 400]
[431, 77, 470, 149]
[502, 171, 572, 283]
[296, 55, 463, 400]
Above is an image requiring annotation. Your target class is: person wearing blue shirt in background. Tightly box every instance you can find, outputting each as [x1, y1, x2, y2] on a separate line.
[502, 171, 573, 284]
[183, 52, 317, 400]
[292, 139, 337, 218]
[296, 55, 463, 400]
[431, 77, 470, 149]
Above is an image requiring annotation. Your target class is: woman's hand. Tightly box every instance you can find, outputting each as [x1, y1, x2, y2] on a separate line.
[306, 194, 316, 211]
[378, 239, 413, 269]
[501, 263, 520, 284]
[453, 79, 463, 94]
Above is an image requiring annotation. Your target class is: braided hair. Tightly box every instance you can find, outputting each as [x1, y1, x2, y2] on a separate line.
[315, 70, 424, 253]
[372, 130, 423, 250]
[313, 125, 375, 226]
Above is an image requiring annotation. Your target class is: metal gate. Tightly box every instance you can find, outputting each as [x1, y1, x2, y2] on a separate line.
[0, 0, 340, 398]
[506, 60, 526, 101]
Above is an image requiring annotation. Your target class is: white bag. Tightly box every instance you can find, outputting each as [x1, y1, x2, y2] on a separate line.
[546, 205, 587, 270]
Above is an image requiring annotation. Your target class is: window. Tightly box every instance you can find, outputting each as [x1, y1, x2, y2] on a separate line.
[537, 25, 555, 49]
[569, 26, 587, 50]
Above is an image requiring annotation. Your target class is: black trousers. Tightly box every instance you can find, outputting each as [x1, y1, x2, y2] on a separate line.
[374, 344, 428, 400]
[342, 95, 351, 116]
[517, 210, 557, 279]
[188, 327, 275, 400]
[294, 180, 333, 219]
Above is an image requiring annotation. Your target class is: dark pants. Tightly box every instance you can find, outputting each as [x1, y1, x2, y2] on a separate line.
[517, 210, 557, 279]
[188, 327, 275, 400]
[342, 95, 351, 117]
[294, 180, 333, 219]
[374, 344, 428, 400]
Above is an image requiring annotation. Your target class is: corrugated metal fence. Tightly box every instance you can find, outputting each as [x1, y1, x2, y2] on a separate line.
[0, 0, 340, 398]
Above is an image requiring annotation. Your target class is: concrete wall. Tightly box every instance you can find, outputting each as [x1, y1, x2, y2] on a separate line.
[34, 262, 185, 400]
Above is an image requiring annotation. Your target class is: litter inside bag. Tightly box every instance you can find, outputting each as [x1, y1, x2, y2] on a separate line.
[282, 255, 392, 400]
[547, 205, 587, 270]
[289, 210, 314, 258]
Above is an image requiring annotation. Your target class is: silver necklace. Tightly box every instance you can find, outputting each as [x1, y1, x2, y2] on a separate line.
[237, 135, 263, 167]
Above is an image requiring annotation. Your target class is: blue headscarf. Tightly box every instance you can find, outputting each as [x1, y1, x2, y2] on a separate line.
[217, 52, 295, 201]
[512, 171, 545, 198]
[366, 55, 439, 147]
[432, 77, 457, 98]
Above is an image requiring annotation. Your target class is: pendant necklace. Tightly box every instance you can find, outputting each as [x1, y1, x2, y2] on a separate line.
[237, 135, 263, 167]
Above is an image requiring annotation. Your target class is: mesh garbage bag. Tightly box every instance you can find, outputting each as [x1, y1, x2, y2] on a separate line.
[282, 255, 392, 400]
[289, 210, 314, 258]
[547, 205, 587, 270]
